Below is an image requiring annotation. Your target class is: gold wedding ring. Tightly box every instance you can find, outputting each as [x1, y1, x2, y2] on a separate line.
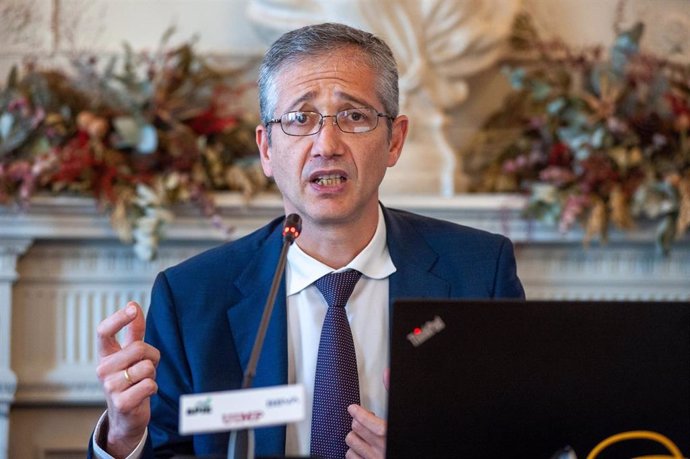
[123, 368, 133, 385]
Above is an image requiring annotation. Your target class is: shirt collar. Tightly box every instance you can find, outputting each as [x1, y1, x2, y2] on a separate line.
[286, 205, 396, 296]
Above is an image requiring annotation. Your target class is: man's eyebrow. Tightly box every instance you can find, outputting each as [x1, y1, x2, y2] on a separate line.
[282, 91, 377, 113]
[334, 91, 375, 109]
[285, 91, 316, 112]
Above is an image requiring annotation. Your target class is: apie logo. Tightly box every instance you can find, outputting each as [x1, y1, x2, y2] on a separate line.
[186, 397, 212, 416]
[406, 315, 446, 347]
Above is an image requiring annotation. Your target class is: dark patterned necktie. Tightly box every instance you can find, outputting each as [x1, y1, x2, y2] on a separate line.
[310, 269, 363, 459]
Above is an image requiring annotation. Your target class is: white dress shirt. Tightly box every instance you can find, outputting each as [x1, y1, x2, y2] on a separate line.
[93, 206, 395, 458]
[285, 206, 395, 456]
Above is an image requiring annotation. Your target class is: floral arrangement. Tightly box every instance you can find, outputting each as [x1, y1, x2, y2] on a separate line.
[468, 14, 690, 254]
[0, 31, 270, 259]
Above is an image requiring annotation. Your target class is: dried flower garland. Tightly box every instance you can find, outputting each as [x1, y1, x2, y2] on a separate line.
[0, 32, 270, 259]
[468, 14, 690, 254]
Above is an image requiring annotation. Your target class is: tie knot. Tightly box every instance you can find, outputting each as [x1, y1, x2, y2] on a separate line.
[314, 270, 362, 308]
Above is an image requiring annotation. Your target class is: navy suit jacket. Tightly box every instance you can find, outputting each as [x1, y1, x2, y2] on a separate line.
[90, 206, 524, 458]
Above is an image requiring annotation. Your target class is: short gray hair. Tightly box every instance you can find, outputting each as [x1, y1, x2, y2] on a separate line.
[258, 22, 399, 133]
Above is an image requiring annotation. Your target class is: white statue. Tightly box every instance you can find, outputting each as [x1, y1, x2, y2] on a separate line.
[247, 0, 519, 196]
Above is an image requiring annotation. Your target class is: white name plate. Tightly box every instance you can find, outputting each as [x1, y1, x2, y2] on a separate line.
[179, 384, 305, 435]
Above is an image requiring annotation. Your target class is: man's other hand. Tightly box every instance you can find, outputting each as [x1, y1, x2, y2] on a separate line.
[346, 404, 387, 459]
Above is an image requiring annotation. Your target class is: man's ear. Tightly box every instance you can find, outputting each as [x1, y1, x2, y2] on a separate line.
[387, 115, 409, 167]
[256, 124, 273, 177]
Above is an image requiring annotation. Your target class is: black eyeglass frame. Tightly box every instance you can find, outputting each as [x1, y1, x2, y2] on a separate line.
[266, 108, 395, 137]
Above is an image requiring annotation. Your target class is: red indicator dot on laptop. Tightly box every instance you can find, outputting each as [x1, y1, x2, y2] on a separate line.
[413, 327, 422, 335]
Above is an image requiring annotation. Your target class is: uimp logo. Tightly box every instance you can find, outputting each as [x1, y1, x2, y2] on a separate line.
[406, 315, 446, 347]
[186, 397, 212, 416]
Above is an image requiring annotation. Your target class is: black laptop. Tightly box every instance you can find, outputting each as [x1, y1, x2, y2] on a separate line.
[386, 300, 690, 459]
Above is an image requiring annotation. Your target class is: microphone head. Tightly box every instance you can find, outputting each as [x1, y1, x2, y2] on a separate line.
[282, 213, 302, 243]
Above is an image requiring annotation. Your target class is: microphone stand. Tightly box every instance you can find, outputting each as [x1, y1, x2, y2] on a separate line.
[227, 214, 301, 459]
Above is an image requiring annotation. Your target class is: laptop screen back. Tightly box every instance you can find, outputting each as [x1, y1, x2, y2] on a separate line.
[386, 300, 690, 459]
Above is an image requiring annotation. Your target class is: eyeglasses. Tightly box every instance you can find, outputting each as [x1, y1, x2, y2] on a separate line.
[267, 107, 394, 136]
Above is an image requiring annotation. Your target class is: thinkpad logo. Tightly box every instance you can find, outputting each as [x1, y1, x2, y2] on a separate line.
[406, 315, 446, 347]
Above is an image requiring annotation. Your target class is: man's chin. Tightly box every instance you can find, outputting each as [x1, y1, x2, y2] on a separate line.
[298, 205, 360, 227]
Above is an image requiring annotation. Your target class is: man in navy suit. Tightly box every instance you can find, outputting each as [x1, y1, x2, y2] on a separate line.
[92, 22, 524, 458]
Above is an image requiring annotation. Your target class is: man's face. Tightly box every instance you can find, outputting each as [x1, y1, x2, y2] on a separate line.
[256, 48, 408, 229]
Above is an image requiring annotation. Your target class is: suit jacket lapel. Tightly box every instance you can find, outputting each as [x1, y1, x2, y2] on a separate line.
[226, 223, 288, 455]
[383, 206, 451, 307]
[226, 224, 288, 389]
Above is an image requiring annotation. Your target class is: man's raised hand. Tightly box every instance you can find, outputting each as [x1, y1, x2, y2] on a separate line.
[96, 302, 160, 458]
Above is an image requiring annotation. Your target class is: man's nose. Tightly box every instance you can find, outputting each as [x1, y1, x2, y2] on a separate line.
[318, 115, 343, 136]
[311, 115, 343, 157]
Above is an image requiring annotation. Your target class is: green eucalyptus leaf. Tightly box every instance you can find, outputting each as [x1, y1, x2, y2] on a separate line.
[159, 26, 177, 49]
[562, 107, 589, 128]
[113, 116, 140, 147]
[104, 55, 117, 79]
[591, 126, 605, 149]
[614, 23, 643, 52]
[558, 126, 589, 152]
[532, 81, 551, 101]
[136, 124, 158, 154]
[60, 105, 72, 121]
[0, 112, 14, 140]
[27, 136, 51, 156]
[0, 127, 31, 157]
[7, 65, 18, 89]
[655, 214, 676, 257]
[574, 148, 590, 162]
[138, 80, 153, 100]
[611, 23, 643, 76]
[530, 183, 558, 204]
[504, 67, 525, 90]
[633, 183, 669, 219]
[547, 98, 566, 115]
[589, 65, 603, 96]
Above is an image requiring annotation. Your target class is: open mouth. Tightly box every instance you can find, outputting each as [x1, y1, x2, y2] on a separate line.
[312, 174, 346, 186]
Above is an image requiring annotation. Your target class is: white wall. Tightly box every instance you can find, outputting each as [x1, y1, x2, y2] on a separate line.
[0, 0, 266, 75]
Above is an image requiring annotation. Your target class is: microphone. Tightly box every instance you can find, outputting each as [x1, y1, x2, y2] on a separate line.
[228, 214, 302, 459]
[282, 213, 301, 244]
